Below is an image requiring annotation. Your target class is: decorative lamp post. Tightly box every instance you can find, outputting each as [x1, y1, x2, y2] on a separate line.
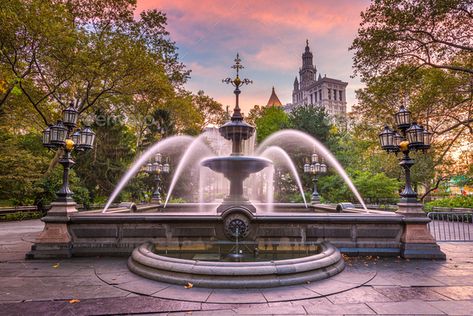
[303, 153, 327, 204]
[378, 105, 431, 208]
[42, 102, 95, 203]
[28, 102, 96, 259]
[376, 105, 445, 260]
[145, 153, 170, 204]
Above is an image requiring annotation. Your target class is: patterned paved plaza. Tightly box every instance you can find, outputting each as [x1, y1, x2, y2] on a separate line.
[1, 219, 473, 315]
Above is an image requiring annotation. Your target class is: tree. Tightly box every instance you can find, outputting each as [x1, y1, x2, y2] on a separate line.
[74, 110, 137, 199]
[350, 0, 473, 192]
[288, 105, 332, 143]
[254, 106, 289, 143]
[193, 90, 227, 127]
[0, 0, 188, 130]
[318, 170, 400, 204]
[351, 0, 473, 78]
[246, 104, 264, 126]
[0, 128, 49, 205]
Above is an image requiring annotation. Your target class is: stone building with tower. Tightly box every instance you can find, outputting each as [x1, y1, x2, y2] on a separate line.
[286, 40, 348, 118]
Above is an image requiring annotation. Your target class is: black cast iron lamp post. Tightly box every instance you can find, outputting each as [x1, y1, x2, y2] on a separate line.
[379, 105, 431, 205]
[145, 153, 170, 204]
[304, 153, 327, 204]
[41, 102, 95, 202]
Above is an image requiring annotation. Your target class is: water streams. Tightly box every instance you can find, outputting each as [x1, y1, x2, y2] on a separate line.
[258, 130, 367, 210]
[102, 136, 194, 212]
[259, 146, 308, 208]
[103, 129, 367, 212]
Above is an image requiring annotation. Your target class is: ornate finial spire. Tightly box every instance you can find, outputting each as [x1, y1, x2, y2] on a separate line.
[222, 53, 253, 121]
[306, 39, 309, 46]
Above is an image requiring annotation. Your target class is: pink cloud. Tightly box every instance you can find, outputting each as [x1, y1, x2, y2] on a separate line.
[136, 0, 370, 112]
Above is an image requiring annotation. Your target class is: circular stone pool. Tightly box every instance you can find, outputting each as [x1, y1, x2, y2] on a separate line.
[128, 241, 345, 288]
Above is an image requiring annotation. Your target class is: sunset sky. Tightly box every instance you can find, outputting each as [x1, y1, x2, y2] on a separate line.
[137, 0, 371, 114]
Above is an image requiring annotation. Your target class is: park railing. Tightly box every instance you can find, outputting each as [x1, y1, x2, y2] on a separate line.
[427, 212, 473, 242]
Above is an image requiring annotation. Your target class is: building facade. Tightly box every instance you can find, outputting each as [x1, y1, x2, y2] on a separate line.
[286, 40, 348, 118]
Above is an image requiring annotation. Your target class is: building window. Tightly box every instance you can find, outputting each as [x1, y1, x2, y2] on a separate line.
[339, 90, 343, 101]
[328, 89, 331, 100]
[319, 90, 322, 101]
[334, 90, 337, 101]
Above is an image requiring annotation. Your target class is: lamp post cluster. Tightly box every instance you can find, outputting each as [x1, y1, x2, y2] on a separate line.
[145, 153, 170, 204]
[304, 153, 328, 204]
[378, 105, 431, 204]
[42, 103, 95, 203]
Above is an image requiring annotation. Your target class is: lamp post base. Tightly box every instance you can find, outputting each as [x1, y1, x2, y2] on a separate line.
[397, 202, 445, 260]
[26, 201, 78, 259]
[151, 197, 162, 205]
[311, 195, 321, 205]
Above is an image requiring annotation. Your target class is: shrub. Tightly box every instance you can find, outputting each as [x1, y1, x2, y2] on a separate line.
[424, 195, 473, 212]
[0, 211, 43, 221]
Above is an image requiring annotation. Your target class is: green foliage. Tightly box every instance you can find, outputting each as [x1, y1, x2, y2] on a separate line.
[424, 195, 473, 212]
[0, 211, 43, 221]
[74, 110, 137, 199]
[318, 170, 400, 204]
[35, 166, 90, 209]
[255, 106, 289, 143]
[0, 128, 49, 205]
[351, 0, 473, 179]
[193, 90, 227, 127]
[288, 105, 332, 143]
[168, 197, 187, 203]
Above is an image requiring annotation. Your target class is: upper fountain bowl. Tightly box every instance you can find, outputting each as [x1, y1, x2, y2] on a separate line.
[201, 156, 272, 176]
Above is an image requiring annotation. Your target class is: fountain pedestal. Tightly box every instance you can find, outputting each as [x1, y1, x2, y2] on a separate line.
[201, 156, 272, 213]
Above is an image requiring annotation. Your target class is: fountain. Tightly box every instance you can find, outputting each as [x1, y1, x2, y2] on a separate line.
[201, 54, 272, 213]
[27, 54, 445, 286]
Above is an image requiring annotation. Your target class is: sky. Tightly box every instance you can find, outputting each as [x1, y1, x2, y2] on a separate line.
[137, 0, 371, 114]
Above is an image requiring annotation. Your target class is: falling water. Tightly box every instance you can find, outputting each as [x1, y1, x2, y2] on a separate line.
[257, 130, 368, 211]
[163, 134, 214, 207]
[259, 146, 308, 208]
[102, 135, 195, 213]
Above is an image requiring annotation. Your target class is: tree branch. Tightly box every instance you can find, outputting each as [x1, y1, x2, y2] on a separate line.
[420, 176, 449, 202]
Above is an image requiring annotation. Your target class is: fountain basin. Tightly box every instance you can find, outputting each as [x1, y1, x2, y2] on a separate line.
[128, 241, 345, 288]
[201, 156, 272, 176]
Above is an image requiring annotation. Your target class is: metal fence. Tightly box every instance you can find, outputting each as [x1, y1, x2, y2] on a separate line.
[428, 212, 473, 242]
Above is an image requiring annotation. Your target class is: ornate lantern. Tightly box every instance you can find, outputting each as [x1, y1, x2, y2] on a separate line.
[406, 122, 424, 149]
[379, 126, 395, 151]
[42, 125, 54, 148]
[393, 132, 403, 148]
[395, 105, 411, 130]
[311, 153, 318, 163]
[62, 103, 78, 129]
[79, 126, 95, 150]
[50, 121, 67, 146]
[422, 127, 432, 150]
[320, 163, 327, 173]
[304, 163, 310, 173]
[72, 129, 81, 146]
[163, 163, 170, 173]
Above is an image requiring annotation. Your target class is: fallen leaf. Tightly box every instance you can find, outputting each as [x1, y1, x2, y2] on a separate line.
[52, 263, 60, 268]
[184, 282, 193, 289]
[68, 299, 80, 304]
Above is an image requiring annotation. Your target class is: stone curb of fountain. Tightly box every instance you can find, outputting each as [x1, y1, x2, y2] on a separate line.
[95, 266, 377, 304]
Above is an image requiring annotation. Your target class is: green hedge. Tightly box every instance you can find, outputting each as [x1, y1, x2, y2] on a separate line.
[424, 195, 473, 213]
[0, 211, 44, 221]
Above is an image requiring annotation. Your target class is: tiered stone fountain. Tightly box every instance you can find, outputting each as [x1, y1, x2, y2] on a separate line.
[28, 54, 445, 289]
